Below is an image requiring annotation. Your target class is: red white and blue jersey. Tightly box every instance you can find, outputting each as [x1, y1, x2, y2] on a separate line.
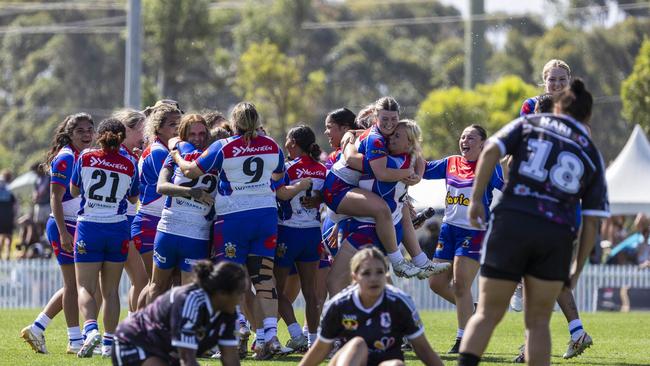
[49, 144, 82, 221]
[424, 156, 504, 230]
[277, 155, 327, 228]
[196, 134, 284, 216]
[137, 138, 168, 217]
[354, 154, 411, 225]
[71, 149, 139, 223]
[490, 113, 609, 231]
[331, 126, 386, 185]
[324, 148, 341, 170]
[120, 145, 140, 216]
[158, 141, 217, 240]
[520, 96, 538, 116]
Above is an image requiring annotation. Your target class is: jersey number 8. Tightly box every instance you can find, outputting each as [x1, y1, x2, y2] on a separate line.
[518, 139, 584, 194]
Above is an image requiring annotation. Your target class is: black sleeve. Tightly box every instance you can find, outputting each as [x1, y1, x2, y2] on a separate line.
[170, 291, 203, 350]
[318, 300, 343, 343]
[394, 293, 425, 340]
[217, 313, 239, 347]
[580, 151, 610, 218]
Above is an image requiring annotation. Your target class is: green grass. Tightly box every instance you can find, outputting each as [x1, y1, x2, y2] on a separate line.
[1, 309, 649, 365]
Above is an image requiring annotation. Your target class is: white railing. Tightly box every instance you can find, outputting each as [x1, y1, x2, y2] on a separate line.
[1, 259, 649, 312]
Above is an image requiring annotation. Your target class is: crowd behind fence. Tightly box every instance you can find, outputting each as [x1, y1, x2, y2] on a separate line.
[1, 259, 648, 312]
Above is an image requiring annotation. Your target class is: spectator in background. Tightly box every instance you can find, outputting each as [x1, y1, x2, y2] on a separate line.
[32, 163, 50, 241]
[0, 170, 17, 260]
[634, 213, 650, 267]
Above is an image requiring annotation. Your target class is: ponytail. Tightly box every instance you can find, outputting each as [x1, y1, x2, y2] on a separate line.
[554, 78, 593, 123]
[288, 124, 321, 161]
[194, 260, 247, 296]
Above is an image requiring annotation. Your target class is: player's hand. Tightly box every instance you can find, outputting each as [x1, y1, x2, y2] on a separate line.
[339, 131, 357, 151]
[402, 173, 421, 186]
[301, 191, 323, 209]
[190, 188, 214, 205]
[468, 201, 486, 230]
[167, 137, 181, 150]
[60, 230, 74, 253]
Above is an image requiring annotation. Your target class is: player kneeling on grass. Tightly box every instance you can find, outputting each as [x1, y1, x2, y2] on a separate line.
[112, 260, 247, 366]
[299, 247, 444, 366]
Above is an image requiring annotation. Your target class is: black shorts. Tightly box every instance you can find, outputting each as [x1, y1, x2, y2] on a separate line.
[111, 339, 148, 366]
[480, 209, 575, 283]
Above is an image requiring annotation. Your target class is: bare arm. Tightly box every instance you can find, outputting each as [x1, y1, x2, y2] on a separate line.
[50, 185, 73, 252]
[170, 149, 204, 179]
[70, 183, 80, 198]
[178, 347, 200, 366]
[156, 166, 214, 205]
[343, 140, 364, 171]
[468, 143, 500, 229]
[298, 339, 332, 366]
[369, 156, 414, 182]
[276, 178, 312, 201]
[410, 334, 444, 366]
[569, 215, 600, 288]
[128, 195, 139, 205]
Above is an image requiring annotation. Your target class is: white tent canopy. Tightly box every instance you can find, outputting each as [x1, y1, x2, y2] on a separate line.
[605, 124, 650, 215]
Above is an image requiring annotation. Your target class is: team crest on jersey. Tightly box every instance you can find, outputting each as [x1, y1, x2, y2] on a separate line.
[224, 242, 237, 258]
[462, 237, 471, 249]
[276, 243, 287, 258]
[380, 312, 391, 328]
[342, 315, 358, 331]
[513, 184, 531, 196]
[373, 336, 395, 351]
[75, 240, 87, 254]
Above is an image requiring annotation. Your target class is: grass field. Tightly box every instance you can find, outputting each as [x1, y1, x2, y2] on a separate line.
[1, 309, 649, 365]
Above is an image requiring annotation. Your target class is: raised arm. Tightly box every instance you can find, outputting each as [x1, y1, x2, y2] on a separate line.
[156, 166, 213, 205]
[369, 156, 414, 182]
[169, 149, 204, 179]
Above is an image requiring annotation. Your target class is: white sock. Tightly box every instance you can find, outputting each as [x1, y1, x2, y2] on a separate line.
[412, 252, 428, 267]
[256, 328, 265, 344]
[387, 250, 405, 265]
[68, 327, 83, 345]
[456, 328, 464, 339]
[287, 322, 302, 339]
[308, 333, 317, 347]
[568, 319, 585, 341]
[263, 317, 278, 341]
[302, 324, 309, 337]
[31, 313, 51, 336]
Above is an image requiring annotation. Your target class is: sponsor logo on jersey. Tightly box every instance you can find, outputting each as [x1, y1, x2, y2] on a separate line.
[462, 237, 471, 249]
[52, 172, 67, 179]
[373, 336, 395, 351]
[342, 314, 358, 331]
[89, 156, 129, 172]
[276, 242, 287, 258]
[55, 159, 68, 172]
[231, 144, 273, 157]
[296, 168, 325, 178]
[76, 240, 87, 254]
[380, 312, 391, 328]
[224, 242, 237, 258]
[446, 191, 470, 206]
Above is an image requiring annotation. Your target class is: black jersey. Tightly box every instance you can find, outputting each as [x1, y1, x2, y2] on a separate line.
[318, 284, 424, 365]
[115, 284, 238, 363]
[490, 113, 609, 231]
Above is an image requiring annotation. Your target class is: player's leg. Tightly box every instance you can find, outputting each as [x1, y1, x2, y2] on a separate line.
[557, 285, 593, 359]
[124, 241, 147, 312]
[329, 337, 368, 366]
[523, 275, 563, 366]
[449, 255, 480, 353]
[400, 207, 451, 278]
[297, 259, 320, 348]
[326, 240, 357, 295]
[428, 224, 455, 303]
[146, 231, 178, 304]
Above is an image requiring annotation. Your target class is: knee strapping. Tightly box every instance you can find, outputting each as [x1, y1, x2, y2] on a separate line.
[248, 256, 277, 300]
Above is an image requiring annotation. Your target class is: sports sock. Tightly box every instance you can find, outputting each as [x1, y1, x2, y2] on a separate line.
[31, 312, 51, 336]
[263, 317, 278, 341]
[287, 322, 302, 339]
[83, 320, 99, 336]
[255, 328, 266, 344]
[302, 324, 309, 337]
[457, 328, 465, 339]
[412, 252, 428, 267]
[68, 327, 83, 346]
[102, 332, 114, 347]
[568, 319, 585, 341]
[308, 333, 317, 347]
[387, 250, 405, 265]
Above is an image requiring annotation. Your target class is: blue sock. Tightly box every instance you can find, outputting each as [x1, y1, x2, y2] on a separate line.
[103, 332, 114, 347]
[83, 320, 98, 336]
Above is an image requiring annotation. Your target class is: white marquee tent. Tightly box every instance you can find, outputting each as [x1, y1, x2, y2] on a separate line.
[605, 124, 650, 215]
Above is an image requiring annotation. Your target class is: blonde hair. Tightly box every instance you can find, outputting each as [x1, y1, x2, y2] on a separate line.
[542, 59, 571, 82]
[178, 114, 208, 142]
[394, 119, 422, 164]
[111, 108, 145, 130]
[350, 247, 389, 275]
[143, 103, 181, 144]
[230, 102, 260, 142]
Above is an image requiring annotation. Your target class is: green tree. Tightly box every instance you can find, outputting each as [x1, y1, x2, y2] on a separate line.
[476, 75, 539, 131]
[234, 41, 325, 139]
[622, 38, 650, 130]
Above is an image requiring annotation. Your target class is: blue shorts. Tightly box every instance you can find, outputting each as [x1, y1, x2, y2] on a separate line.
[434, 223, 485, 262]
[74, 221, 130, 263]
[275, 226, 321, 268]
[131, 213, 159, 254]
[321, 215, 339, 257]
[341, 218, 403, 254]
[153, 231, 209, 272]
[213, 208, 277, 265]
[46, 217, 76, 265]
[322, 173, 355, 213]
[126, 215, 135, 240]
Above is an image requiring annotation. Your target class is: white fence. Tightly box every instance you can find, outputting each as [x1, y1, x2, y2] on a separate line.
[1, 259, 649, 312]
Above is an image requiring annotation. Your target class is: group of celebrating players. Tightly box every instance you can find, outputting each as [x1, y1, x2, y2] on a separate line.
[18, 58, 608, 366]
